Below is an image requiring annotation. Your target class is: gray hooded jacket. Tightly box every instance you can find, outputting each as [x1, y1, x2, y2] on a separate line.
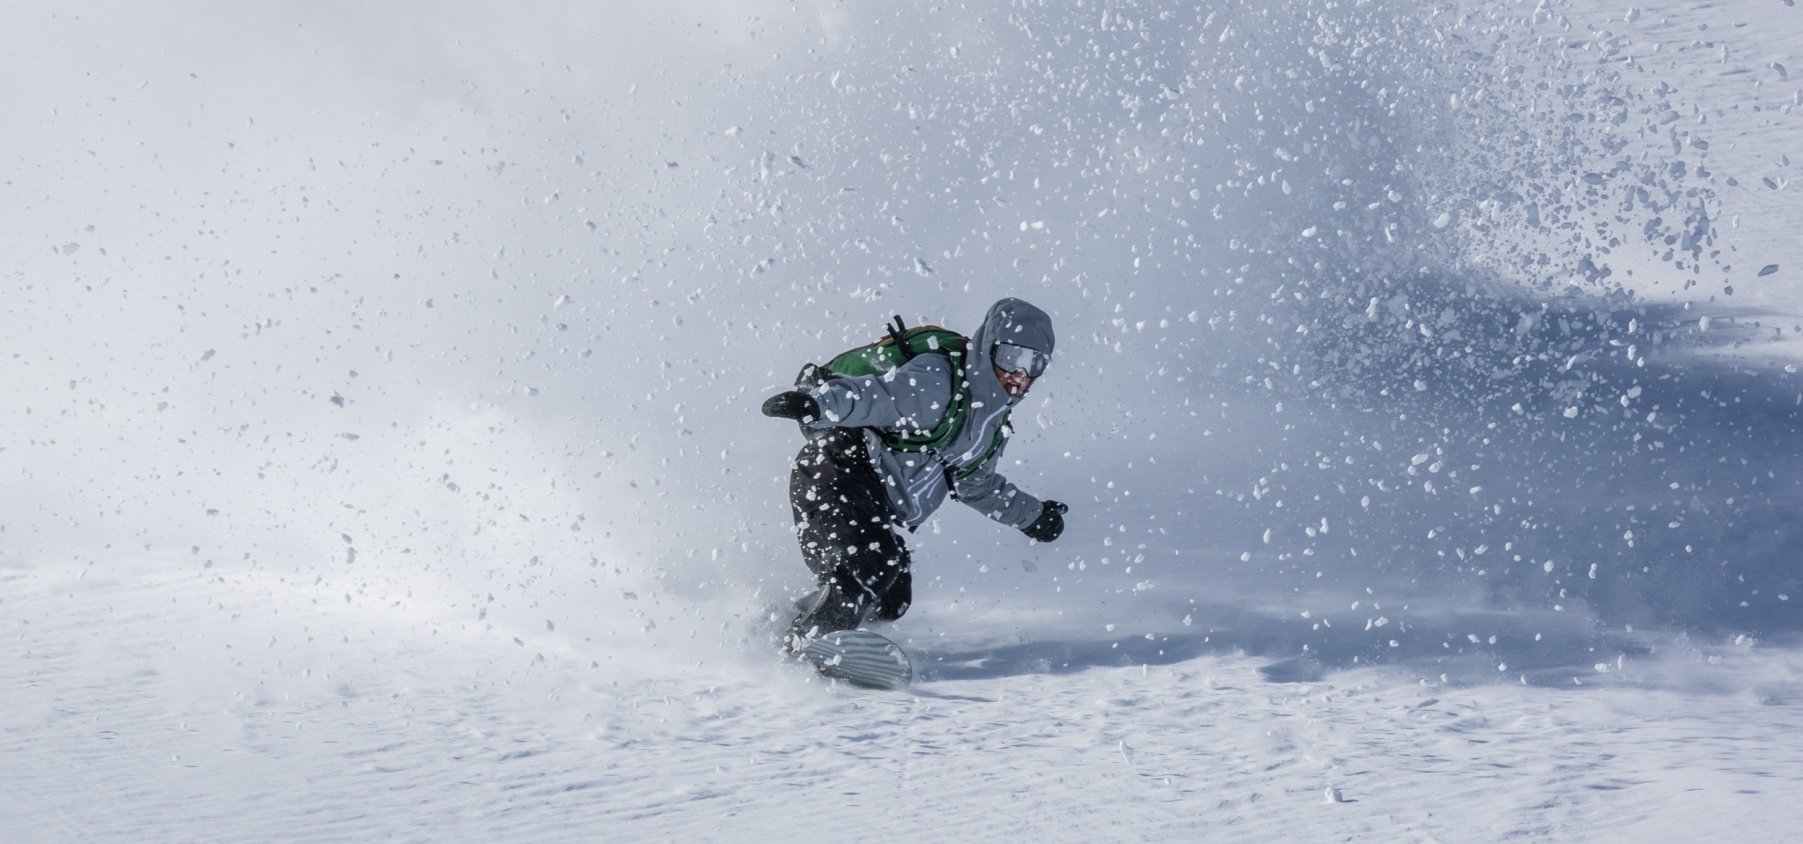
[803, 298, 1055, 529]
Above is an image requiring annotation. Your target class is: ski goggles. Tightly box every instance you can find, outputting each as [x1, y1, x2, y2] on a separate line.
[991, 342, 1050, 379]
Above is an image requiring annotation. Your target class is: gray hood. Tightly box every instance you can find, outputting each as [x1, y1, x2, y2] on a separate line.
[968, 297, 1056, 408]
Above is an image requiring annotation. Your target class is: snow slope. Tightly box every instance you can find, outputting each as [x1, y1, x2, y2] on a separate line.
[5, 0, 1803, 840]
[9, 562, 1803, 842]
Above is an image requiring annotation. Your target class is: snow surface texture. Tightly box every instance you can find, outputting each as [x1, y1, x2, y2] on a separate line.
[5, 0, 1803, 840]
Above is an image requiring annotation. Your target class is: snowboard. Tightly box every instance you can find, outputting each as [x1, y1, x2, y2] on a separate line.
[796, 629, 913, 690]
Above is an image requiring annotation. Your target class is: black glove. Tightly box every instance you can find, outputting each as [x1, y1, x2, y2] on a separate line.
[762, 390, 821, 424]
[1021, 500, 1068, 543]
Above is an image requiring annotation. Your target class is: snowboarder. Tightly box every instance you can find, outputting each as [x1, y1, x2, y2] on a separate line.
[761, 297, 1068, 649]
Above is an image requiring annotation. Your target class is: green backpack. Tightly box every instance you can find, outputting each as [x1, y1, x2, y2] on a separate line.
[796, 316, 1008, 476]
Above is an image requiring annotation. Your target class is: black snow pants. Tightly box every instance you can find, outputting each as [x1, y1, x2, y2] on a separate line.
[788, 429, 912, 638]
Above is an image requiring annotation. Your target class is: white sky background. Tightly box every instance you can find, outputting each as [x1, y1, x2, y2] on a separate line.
[5, 0, 1802, 673]
[2, 0, 847, 647]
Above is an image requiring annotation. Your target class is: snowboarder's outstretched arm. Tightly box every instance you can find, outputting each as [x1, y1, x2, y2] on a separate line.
[785, 356, 956, 432]
[954, 455, 1066, 541]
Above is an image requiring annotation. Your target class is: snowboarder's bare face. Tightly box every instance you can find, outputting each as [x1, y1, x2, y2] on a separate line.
[994, 365, 1034, 398]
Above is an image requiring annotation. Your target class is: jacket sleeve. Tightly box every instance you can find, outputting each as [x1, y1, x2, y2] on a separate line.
[805, 357, 953, 432]
[952, 436, 1045, 528]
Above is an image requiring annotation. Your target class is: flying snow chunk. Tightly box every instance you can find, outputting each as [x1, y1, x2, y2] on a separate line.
[1758, 264, 1780, 276]
[1432, 212, 1453, 228]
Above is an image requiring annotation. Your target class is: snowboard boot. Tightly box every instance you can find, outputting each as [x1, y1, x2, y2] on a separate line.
[784, 585, 868, 653]
[792, 586, 825, 614]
